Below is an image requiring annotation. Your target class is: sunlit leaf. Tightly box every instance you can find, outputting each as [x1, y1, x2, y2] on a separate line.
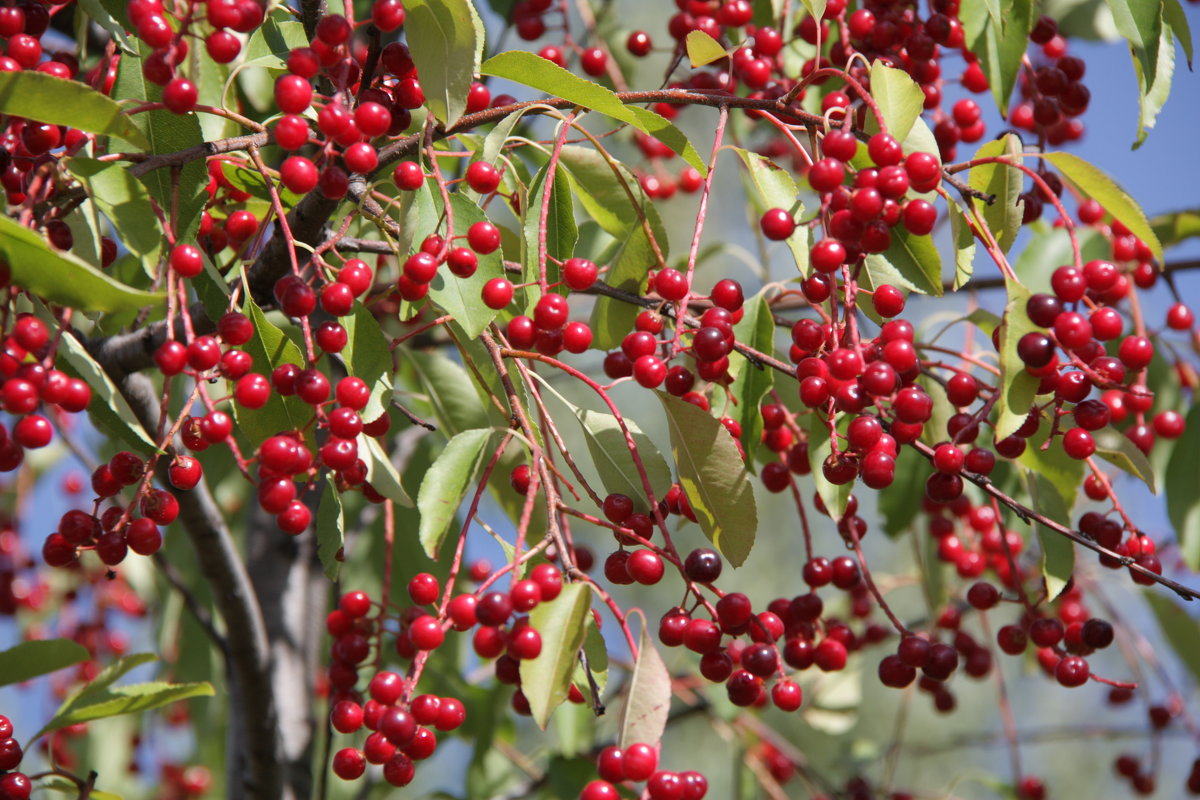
[520, 583, 593, 728]
[418, 429, 494, 560]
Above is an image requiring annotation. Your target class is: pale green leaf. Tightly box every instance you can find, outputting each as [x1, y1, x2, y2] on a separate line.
[0, 216, 163, 313]
[729, 295, 777, 463]
[418, 429, 494, 559]
[969, 134, 1024, 254]
[685, 30, 727, 67]
[1144, 592, 1200, 684]
[1025, 472, 1075, 600]
[317, 474, 345, 581]
[519, 583, 593, 729]
[405, 0, 484, 126]
[0, 71, 148, 148]
[1043, 151, 1164, 264]
[995, 279, 1041, 440]
[1093, 426, 1156, 493]
[868, 59, 925, 141]
[618, 618, 671, 749]
[0, 639, 90, 687]
[481, 50, 707, 173]
[362, 435, 414, 507]
[66, 157, 162, 268]
[657, 393, 758, 567]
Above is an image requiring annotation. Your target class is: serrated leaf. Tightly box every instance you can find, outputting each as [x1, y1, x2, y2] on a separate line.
[340, 304, 394, 424]
[481, 50, 707, 173]
[519, 583, 592, 729]
[40, 681, 213, 736]
[317, 475, 345, 581]
[1132, 15, 1175, 148]
[685, 30, 727, 67]
[1025, 472, 1075, 600]
[618, 618, 671, 750]
[1043, 151, 1164, 264]
[0, 216, 163, 312]
[408, 350, 491, 437]
[995, 279, 1041, 440]
[577, 410, 672, 510]
[871, 227, 943, 296]
[66, 157, 163, 268]
[581, 622, 608, 694]
[0, 639, 90, 687]
[657, 393, 758, 567]
[426, 192, 506, 338]
[949, 203, 977, 289]
[51, 326, 159, 455]
[1164, 0, 1193, 67]
[1144, 592, 1200, 684]
[362, 435, 414, 507]
[237, 296, 310, 446]
[799, 0, 827, 23]
[879, 446, 926, 537]
[969, 134, 1024, 254]
[867, 60, 925, 141]
[1093, 426, 1156, 493]
[405, 0, 484, 126]
[0, 71, 148, 148]
[418, 429, 493, 559]
[1104, 0, 1162, 92]
[1166, 401, 1200, 570]
[523, 161, 578, 293]
[1018, 426, 1087, 514]
[732, 147, 809, 276]
[114, 43, 207, 242]
[806, 411, 852, 518]
[1150, 208, 1200, 248]
[729, 295, 776, 463]
[960, 0, 1033, 115]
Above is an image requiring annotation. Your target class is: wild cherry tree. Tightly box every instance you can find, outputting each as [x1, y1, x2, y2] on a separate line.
[0, 0, 1198, 798]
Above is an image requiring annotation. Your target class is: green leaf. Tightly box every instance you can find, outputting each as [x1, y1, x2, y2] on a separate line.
[519, 583, 593, 729]
[1043, 151, 1165, 264]
[362, 435, 414, 507]
[114, 45, 207, 242]
[732, 147, 809, 276]
[408, 349, 491, 437]
[657, 393, 758, 567]
[1013, 223, 1110, 294]
[867, 59, 925, 141]
[1132, 14, 1175, 148]
[869, 227, 943, 296]
[729, 295, 777, 462]
[78, 0, 136, 53]
[222, 163, 302, 209]
[949, 203, 977, 289]
[0, 71, 148, 149]
[481, 50, 707, 173]
[581, 622, 608, 695]
[960, 0, 1034, 115]
[1164, 0, 1193, 67]
[340, 304, 395, 424]
[618, 617, 671, 750]
[1018, 426, 1087, 515]
[242, 13, 308, 66]
[577, 409, 672, 510]
[1104, 0, 1163, 92]
[685, 30, 727, 67]
[799, 0, 827, 22]
[968, 134, 1024, 254]
[50, 325, 158, 456]
[0, 216, 163, 312]
[879, 447, 927, 537]
[317, 475, 345, 582]
[40, 681, 214, 736]
[1093, 426, 1156, 493]
[427, 192, 506, 339]
[806, 411, 852, 518]
[523, 162, 578, 292]
[404, 0, 484, 126]
[0, 639, 90, 687]
[1166, 401, 1200, 570]
[1144, 592, 1200, 684]
[1149, 208, 1200, 248]
[237, 296, 310, 446]
[1025, 472, 1075, 600]
[66, 157, 162, 268]
[418, 429, 494, 559]
[995, 279, 1041, 440]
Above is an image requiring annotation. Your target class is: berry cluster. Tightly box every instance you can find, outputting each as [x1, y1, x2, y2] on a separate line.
[0, 715, 30, 800]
